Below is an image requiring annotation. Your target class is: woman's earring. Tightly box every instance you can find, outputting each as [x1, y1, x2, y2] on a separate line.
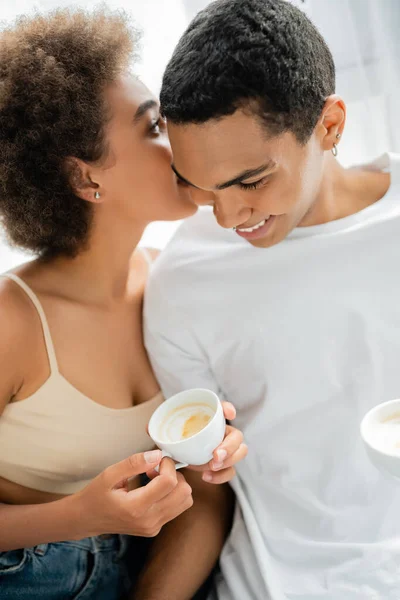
[94, 191, 101, 200]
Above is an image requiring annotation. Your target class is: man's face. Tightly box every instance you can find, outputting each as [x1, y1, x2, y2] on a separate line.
[168, 109, 326, 248]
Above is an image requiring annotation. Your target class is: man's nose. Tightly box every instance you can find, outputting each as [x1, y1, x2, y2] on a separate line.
[213, 196, 251, 230]
[190, 188, 251, 228]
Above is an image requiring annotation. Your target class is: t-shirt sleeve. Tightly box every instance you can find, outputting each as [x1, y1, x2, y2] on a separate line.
[143, 273, 220, 400]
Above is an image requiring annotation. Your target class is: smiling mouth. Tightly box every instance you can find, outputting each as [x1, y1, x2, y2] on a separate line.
[235, 217, 270, 233]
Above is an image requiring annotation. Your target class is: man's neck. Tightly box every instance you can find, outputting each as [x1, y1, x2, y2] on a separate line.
[300, 154, 390, 228]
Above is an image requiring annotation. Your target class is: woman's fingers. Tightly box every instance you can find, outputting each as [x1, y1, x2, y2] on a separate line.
[213, 443, 248, 471]
[212, 425, 244, 468]
[152, 471, 193, 525]
[221, 401, 236, 421]
[202, 466, 237, 485]
[134, 458, 179, 504]
[201, 443, 248, 484]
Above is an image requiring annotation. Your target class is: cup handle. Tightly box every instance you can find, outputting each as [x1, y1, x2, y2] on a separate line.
[154, 451, 188, 473]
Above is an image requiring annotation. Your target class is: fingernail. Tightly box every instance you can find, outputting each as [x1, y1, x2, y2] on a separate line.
[203, 472, 213, 482]
[216, 449, 227, 462]
[144, 450, 162, 464]
[212, 461, 224, 470]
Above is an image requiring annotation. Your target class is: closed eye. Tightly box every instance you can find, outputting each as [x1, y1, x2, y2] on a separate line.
[239, 176, 270, 191]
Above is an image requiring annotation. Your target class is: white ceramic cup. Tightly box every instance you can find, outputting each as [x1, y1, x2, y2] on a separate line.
[360, 398, 400, 480]
[148, 388, 226, 469]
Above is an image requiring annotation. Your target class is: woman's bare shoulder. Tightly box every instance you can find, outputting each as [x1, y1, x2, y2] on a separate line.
[129, 247, 162, 297]
[0, 276, 36, 339]
[0, 277, 39, 409]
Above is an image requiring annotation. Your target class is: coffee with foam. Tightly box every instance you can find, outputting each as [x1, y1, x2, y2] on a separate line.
[158, 402, 215, 443]
[149, 388, 226, 468]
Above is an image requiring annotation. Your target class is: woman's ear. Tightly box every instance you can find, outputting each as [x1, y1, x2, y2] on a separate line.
[65, 157, 103, 204]
[317, 95, 346, 153]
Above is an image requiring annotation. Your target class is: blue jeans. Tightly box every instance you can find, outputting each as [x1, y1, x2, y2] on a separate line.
[0, 534, 135, 599]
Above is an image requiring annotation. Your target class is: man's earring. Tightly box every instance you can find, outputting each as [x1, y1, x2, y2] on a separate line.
[332, 132, 341, 157]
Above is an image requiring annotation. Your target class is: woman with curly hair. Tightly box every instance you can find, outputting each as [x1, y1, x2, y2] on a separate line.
[0, 8, 247, 599]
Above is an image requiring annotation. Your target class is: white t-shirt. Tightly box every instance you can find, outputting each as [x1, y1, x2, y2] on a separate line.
[144, 153, 400, 600]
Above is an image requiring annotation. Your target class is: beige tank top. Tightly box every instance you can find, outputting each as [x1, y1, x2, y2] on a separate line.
[0, 268, 163, 495]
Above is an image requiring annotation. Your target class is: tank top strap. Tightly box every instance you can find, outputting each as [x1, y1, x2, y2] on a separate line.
[1, 273, 59, 373]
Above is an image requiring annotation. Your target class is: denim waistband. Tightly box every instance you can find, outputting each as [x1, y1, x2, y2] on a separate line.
[32, 534, 130, 559]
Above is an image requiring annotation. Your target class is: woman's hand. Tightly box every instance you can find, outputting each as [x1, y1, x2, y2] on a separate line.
[76, 451, 193, 538]
[190, 401, 248, 484]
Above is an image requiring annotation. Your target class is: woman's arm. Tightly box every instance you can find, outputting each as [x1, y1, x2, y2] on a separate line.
[0, 495, 85, 550]
[0, 452, 196, 551]
[0, 288, 88, 549]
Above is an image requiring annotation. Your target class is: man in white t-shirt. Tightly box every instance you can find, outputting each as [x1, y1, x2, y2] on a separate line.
[144, 0, 400, 598]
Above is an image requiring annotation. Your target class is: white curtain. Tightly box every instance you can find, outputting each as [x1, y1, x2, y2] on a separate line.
[297, 0, 400, 165]
[1, 0, 399, 270]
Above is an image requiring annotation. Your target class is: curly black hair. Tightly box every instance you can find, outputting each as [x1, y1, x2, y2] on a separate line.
[0, 8, 139, 258]
[160, 0, 335, 144]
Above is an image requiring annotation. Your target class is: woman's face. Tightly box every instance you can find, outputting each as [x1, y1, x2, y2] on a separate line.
[93, 74, 197, 224]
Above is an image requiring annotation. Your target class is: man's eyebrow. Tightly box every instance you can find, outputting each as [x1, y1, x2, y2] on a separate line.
[171, 164, 199, 189]
[171, 161, 276, 191]
[133, 99, 158, 124]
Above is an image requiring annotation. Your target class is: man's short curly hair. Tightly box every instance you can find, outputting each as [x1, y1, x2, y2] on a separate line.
[160, 0, 335, 144]
[0, 8, 139, 258]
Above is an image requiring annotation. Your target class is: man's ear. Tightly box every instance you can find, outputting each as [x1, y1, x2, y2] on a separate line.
[317, 95, 346, 153]
[65, 157, 103, 204]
